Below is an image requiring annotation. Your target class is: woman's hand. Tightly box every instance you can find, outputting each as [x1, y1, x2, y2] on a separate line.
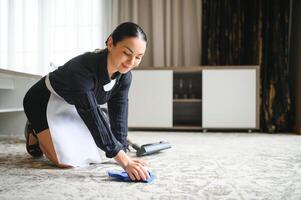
[114, 150, 150, 181]
[125, 159, 150, 181]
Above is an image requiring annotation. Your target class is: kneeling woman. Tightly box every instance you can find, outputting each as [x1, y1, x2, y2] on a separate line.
[23, 22, 150, 181]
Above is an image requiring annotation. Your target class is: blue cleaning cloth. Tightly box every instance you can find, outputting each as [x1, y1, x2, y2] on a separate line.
[108, 170, 155, 183]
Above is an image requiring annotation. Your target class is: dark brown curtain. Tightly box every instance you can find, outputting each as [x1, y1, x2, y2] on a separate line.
[202, 0, 292, 132]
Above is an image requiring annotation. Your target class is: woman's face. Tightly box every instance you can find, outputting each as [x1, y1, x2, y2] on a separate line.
[107, 36, 146, 74]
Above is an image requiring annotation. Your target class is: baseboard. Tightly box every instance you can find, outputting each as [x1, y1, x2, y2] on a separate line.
[293, 126, 301, 135]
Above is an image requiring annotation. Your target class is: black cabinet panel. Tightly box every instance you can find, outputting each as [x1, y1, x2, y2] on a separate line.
[173, 70, 202, 127]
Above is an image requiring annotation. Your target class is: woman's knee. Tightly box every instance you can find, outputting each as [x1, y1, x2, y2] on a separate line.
[37, 129, 72, 168]
[40, 144, 71, 168]
[54, 162, 72, 169]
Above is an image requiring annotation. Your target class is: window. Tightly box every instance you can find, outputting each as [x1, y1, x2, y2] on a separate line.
[0, 0, 110, 75]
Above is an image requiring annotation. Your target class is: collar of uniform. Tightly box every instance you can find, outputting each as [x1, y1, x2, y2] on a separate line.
[111, 71, 122, 80]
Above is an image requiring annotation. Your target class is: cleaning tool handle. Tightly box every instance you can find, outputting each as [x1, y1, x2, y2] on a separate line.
[127, 140, 141, 151]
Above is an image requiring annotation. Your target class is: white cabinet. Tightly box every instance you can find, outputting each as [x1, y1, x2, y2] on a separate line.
[202, 69, 258, 129]
[128, 70, 173, 128]
[128, 66, 259, 130]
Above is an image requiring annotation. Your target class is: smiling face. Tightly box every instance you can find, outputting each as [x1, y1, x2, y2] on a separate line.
[107, 36, 147, 74]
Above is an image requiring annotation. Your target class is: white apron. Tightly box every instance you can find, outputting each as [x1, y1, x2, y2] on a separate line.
[45, 75, 116, 167]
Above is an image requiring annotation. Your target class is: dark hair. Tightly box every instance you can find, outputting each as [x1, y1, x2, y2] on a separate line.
[105, 22, 147, 46]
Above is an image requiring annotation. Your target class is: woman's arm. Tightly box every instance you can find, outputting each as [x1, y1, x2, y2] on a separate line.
[107, 72, 132, 150]
[108, 72, 150, 181]
[73, 90, 124, 158]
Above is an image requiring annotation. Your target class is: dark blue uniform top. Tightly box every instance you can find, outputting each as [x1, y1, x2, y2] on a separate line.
[48, 49, 131, 158]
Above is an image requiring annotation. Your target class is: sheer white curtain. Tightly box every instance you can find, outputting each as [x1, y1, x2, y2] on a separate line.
[0, 0, 111, 75]
[109, 0, 202, 67]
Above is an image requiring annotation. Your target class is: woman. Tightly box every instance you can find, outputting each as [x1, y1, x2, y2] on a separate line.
[23, 22, 150, 181]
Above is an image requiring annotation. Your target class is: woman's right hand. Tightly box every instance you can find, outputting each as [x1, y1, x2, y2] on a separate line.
[114, 150, 150, 181]
[125, 158, 150, 181]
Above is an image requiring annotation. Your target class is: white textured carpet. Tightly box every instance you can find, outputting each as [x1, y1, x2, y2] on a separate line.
[1, 132, 301, 200]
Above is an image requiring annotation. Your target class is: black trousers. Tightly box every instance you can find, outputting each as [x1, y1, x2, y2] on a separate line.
[23, 76, 50, 134]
